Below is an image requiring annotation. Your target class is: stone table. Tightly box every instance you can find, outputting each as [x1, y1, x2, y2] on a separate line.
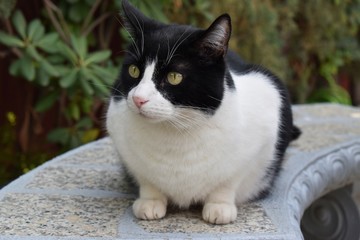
[0, 104, 360, 240]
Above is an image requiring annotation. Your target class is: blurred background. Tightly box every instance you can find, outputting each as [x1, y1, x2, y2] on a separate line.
[0, 0, 359, 187]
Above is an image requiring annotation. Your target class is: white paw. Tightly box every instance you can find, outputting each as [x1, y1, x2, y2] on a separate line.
[202, 202, 237, 224]
[132, 199, 167, 220]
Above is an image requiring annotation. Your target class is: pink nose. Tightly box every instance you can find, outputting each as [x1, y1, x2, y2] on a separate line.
[133, 96, 149, 108]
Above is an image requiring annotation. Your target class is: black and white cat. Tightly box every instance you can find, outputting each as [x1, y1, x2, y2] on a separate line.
[106, 0, 300, 224]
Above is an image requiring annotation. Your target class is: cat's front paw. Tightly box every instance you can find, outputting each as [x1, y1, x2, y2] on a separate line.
[133, 199, 167, 220]
[202, 202, 237, 224]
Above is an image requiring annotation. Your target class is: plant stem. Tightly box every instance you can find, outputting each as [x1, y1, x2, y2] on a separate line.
[1, 18, 22, 57]
[82, 12, 113, 37]
[43, 0, 69, 44]
[100, 18, 114, 50]
[81, 0, 102, 35]
[99, 0, 110, 50]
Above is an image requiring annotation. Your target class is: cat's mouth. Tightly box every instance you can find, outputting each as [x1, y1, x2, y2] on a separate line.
[139, 111, 155, 119]
[137, 109, 168, 123]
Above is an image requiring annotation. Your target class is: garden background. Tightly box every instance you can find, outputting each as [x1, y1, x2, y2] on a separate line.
[0, 0, 359, 187]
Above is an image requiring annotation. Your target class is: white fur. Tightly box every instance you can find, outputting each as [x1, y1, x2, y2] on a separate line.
[106, 61, 282, 224]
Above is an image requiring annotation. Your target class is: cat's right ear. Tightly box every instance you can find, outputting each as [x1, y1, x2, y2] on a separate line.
[195, 14, 231, 59]
[121, 0, 158, 37]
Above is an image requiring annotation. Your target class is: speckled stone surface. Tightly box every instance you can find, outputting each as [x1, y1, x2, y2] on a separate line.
[0, 193, 132, 237]
[0, 104, 359, 240]
[133, 204, 276, 234]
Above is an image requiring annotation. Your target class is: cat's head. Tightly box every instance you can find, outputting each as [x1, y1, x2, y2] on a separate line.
[112, 0, 232, 126]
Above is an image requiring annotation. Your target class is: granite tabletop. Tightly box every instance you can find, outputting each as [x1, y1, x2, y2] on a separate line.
[0, 103, 359, 240]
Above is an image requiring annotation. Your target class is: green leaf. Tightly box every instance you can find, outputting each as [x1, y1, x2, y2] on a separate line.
[59, 68, 78, 88]
[81, 128, 99, 143]
[12, 10, 26, 39]
[27, 19, 45, 42]
[20, 56, 35, 81]
[0, 0, 16, 19]
[66, 0, 79, 3]
[81, 68, 108, 95]
[69, 102, 80, 120]
[47, 128, 70, 145]
[36, 32, 59, 53]
[0, 31, 24, 47]
[84, 50, 111, 65]
[90, 74, 110, 95]
[68, 2, 89, 23]
[56, 65, 71, 76]
[90, 64, 117, 83]
[76, 117, 93, 129]
[69, 134, 81, 148]
[70, 34, 87, 59]
[80, 77, 94, 96]
[35, 92, 58, 112]
[308, 86, 351, 105]
[37, 65, 50, 86]
[143, 1, 169, 23]
[9, 59, 22, 76]
[56, 41, 77, 63]
[26, 45, 42, 61]
[80, 98, 93, 114]
[47, 54, 65, 64]
[41, 59, 60, 77]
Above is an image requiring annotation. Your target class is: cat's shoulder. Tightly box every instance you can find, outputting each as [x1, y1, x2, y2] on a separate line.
[226, 51, 287, 94]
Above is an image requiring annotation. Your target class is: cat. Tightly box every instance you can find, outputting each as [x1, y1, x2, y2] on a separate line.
[106, 0, 300, 225]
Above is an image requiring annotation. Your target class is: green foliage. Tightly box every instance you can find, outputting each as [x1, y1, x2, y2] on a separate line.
[0, 112, 49, 187]
[0, 10, 117, 92]
[0, 2, 120, 155]
[120, 0, 172, 23]
[207, 0, 359, 104]
[0, 0, 16, 18]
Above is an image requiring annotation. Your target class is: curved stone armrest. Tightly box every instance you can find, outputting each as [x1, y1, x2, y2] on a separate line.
[0, 103, 359, 239]
[266, 104, 360, 239]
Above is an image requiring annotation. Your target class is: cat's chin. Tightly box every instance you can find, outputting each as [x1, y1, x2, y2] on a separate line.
[135, 110, 171, 124]
[138, 112, 163, 122]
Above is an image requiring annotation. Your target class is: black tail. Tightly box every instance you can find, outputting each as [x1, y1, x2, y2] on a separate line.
[291, 125, 301, 140]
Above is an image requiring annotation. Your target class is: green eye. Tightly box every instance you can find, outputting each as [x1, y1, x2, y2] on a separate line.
[128, 65, 140, 78]
[167, 72, 183, 85]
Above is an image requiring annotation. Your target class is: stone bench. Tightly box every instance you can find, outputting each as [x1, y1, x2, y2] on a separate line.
[0, 103, 359, 239]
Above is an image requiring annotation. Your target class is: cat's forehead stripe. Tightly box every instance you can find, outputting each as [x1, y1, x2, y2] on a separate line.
[142, 61, 156, 83]
[133, 60, 158, 98]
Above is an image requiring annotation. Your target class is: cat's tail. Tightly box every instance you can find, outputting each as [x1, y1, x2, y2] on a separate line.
[291, 125, 301, 141]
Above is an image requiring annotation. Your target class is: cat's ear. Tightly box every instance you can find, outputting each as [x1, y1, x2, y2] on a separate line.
[196, 14, 231, 59]
[121, 0, 159, 36]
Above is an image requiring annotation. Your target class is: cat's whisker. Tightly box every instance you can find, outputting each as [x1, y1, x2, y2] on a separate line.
[172, 110, 214, 131]
[115, 15, 141, 60]
[88, 80, 128, 100]
[207, 95, 222, 102]
[122, 49, 139, 60]
[129, 12, 145, 55]
[166, 30, 186, 64]
[166, 119, 187, 136]
[166, 28, 192, 65]
[168, 118, 200, 140]
[165, 38, 171, 65]
[168, 32, 193, 64]
[156, 44, 161, 57]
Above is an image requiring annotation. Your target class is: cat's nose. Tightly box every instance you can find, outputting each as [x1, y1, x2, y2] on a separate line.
[133, 96, 149, 108]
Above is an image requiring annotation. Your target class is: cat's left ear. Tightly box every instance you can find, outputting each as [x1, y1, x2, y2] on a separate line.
[196, 14, 231, 58]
